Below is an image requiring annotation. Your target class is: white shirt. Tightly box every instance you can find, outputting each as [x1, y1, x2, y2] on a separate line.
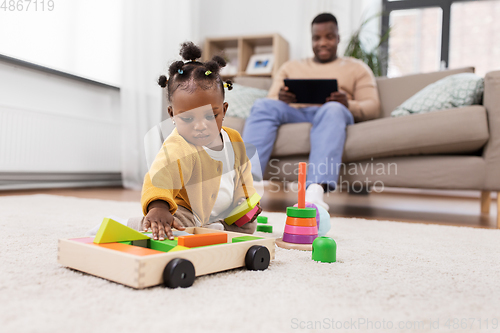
[203, 129, 235, 220]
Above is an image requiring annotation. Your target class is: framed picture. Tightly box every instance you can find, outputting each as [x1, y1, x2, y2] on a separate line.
[246, 53, 274, 75]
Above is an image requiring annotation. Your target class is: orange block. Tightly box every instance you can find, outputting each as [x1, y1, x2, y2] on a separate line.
[286, 216, 317, 227]
[298, 162, 307, 209]
[94, 243, 163, 256]
[178, 232, 227, 248]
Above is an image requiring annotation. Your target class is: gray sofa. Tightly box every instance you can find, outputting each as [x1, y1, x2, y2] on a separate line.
[222, 68, 500, 227]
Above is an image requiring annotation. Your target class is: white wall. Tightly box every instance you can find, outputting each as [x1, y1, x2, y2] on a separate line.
[0, 59, 121, 189]
[0, 0, 123, 86]
[195, 0, 381, 61]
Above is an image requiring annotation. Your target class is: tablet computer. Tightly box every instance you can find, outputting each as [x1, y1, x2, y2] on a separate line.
[284, 79, 338, 104]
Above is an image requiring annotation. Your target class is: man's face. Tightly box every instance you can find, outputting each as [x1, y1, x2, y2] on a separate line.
[312, 21, 340, 63]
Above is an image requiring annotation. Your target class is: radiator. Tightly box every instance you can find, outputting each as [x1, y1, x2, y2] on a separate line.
[0, 104, 121, 189]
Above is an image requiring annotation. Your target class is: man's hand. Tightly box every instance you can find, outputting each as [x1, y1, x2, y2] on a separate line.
[278, 86, 297, 104]
[144, 200, 185, 240]
[326, 91, 349, 108]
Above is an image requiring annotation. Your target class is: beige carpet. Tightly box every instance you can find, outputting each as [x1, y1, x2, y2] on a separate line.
[1, 194, 499, 333]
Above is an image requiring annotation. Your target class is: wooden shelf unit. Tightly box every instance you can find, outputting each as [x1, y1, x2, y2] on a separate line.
[203, 33, 289, 78]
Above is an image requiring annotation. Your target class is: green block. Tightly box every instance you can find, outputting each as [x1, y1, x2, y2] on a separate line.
[232, 236, 264, 243]
[257, 225, 273, 233]
[257, 216, 268, 224]
[118, 241, 132, 245]
[286, 207, 316, 218]
[149, 239, 177, 253]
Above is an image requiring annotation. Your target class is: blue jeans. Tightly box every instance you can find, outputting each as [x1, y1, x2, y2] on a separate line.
[242, 98, 354, 189]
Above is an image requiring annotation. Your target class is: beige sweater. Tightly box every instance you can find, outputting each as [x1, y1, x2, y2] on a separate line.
[268, 57, 381, 122]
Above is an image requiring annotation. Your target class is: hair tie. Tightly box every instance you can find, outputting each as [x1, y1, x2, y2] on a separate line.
[224, 82, 232, 89]
[205, 70, 212, 76]
[178, 69, 183, 74]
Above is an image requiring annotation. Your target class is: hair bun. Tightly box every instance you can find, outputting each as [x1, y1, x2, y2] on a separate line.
[158, 75, 168, 88]
[212, 55, 227, 68]
[168, 61, 185, 77]
[179, 41, 202, 62]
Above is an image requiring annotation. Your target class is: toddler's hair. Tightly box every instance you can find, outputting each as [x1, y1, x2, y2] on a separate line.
[158, 42, 233, 102]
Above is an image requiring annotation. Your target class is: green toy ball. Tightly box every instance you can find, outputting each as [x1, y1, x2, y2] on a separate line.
[312, 237, 336, 263]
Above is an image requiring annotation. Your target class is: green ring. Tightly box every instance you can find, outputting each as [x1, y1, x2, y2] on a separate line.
[286, 207, 317, 218]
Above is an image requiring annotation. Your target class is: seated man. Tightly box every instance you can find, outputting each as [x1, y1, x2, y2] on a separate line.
[242, 13, 381, 211]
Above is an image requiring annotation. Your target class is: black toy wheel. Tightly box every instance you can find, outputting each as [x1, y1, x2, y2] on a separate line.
[163, 258, 196, 288]
[245, 245, 270, 271]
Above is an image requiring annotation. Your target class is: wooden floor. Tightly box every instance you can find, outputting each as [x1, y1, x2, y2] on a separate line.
[1, 185, 498, 229]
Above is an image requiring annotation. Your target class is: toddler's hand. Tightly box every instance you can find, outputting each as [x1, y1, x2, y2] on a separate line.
[144, 200, 185, 240]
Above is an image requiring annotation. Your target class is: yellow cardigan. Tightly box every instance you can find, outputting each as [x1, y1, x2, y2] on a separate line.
[141, 126, 256, 226]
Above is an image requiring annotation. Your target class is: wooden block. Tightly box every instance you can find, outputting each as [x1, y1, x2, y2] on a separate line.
[94, 243, 163, 256]
[94, 218, 150, 244]
[132, 239, 149, 248]
[169, 245, 190, 252]
[257, 216, 268, 224]
[178, 232, 227, 248]
[257, 225, 273, 233]
[232, 236, 264, 243]
[285, 216, 317, 227]
[118, 241, 133, 245]
[234, 205, 259, 227]
[224, 193, 261, 225]
[150, 239, 177, 252]
[284, 224, 318, 235]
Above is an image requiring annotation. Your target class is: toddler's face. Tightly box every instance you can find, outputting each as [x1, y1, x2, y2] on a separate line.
[169, 87, 228, 149]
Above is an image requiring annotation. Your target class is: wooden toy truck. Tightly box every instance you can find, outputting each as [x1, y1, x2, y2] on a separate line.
[58, 227, 275, 289]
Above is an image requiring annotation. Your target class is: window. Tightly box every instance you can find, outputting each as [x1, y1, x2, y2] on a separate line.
[382, 0, 500, 77]
[388, 7, 442, 76]
[449, 0, 500, 77]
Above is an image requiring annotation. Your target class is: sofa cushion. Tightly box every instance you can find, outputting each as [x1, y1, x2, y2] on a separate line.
[376, 67, 474, 118]
[224, 83, 268, 119]
[343, 105, 489, 162]
[271, 122, 312, 157]
[391, 73, 484, 117]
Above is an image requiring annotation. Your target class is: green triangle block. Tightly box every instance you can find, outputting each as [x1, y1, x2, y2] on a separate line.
[93, 218, 151, 244]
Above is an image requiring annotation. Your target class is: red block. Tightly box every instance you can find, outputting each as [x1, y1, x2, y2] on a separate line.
[234, 205, 259, 227]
